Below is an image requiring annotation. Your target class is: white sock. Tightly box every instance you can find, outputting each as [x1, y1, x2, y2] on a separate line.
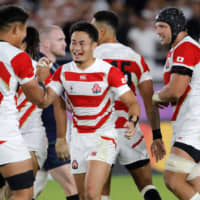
[140, 185, 157, 197]
[190, 193, 200, 200]
[101, 195, 110, 200]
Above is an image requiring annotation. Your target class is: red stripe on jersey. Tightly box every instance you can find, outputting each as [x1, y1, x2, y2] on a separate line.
[101, 136, 117, 148]
[11, 52, 34, 79]
[17, 99, 28, 112]
[0, 141, 6, 145]
[17, 88, 23, 97]
[45, 73, 52, 85]
[132, 135, 144, 148]
[74, 99, 111, 120]
[171, 85, 191, 121]
[0, 61, 11, 89]
[173, 42, 200, 67]
[115, 117, 127, 128]
[73, 111, 112, 133]
[108, 67, 127, 88]
[68, 87, 109, 107]
[0, 91, 3, 104]
[114, 101, 128, 112]
[141, 56, 150, 72]
[52, 65, 63, 83]
[19, 104, 36, 128]
[64, 72, 105, 82]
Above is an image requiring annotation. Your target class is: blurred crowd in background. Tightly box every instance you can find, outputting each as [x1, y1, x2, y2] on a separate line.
[1, 0, 200, 81]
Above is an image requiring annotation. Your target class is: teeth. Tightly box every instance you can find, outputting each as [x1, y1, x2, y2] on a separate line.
[74, 52, 82, 56]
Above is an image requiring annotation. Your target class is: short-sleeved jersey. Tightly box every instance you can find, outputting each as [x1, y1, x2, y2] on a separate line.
[94, 43, 152, 129]
[17, 60, 43, 135]
[163, 36, 200, 136]
[48, 58, 130, 137]
[0, 41, 34, 138]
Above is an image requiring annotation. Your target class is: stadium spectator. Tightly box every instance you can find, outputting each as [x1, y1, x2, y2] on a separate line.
[153, 7, 200, 200]
[33, 25, 79, 200]
[0, 5, 50, 200]
[92, 10, 166, 200]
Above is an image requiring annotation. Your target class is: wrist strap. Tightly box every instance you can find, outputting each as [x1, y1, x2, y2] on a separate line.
[38, 82, 46, 94]
[128, 115, 139, 127]
[153, 129, 162, 140]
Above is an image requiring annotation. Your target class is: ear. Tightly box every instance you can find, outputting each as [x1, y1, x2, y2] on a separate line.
[43, 39, 50, 48]
[11, 23, 19, 36]
[100, 26, 106, 37]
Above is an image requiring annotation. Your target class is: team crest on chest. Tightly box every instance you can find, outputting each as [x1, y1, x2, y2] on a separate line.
[92, 83, 101, 93]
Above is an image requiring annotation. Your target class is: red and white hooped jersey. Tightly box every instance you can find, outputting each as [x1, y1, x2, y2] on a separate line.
[0, 42, 34, 138]
[16, 60, 44, 136]
[48, 58, 130, 137]
[94, 43, 152, 130]
[163, 36, 200, 136]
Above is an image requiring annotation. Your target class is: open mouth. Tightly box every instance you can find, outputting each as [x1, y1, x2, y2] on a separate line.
[73, 52, 83, 56]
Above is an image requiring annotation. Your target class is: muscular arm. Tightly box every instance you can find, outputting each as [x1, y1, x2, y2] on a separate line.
[139, 80, 166, 161]
[157, 73, 191, 102]
[139, 80, 160, 130]
[119, 90, 140, 138]
[54, 96, 70, 161]
[22, 80, 59, 108]
[54, 96, 67, 139]
[119, 90, 140, 118]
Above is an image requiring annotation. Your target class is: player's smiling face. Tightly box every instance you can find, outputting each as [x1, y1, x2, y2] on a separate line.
[70, 31, 97, 65]
[155, 22, 172, 45]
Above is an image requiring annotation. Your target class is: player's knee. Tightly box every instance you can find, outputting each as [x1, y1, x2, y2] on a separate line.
[85, 185, 100, 200]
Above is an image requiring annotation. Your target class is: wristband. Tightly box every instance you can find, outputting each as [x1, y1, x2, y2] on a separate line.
[38, 82, 46, 94]
[152, 92, 162, 102]
[153, 129, 162, 140]
[128, 115, 139, 127]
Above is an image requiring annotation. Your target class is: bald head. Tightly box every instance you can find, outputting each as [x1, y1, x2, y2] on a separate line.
[39, 25, 66, 62]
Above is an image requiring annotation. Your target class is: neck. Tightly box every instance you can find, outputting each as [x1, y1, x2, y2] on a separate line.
[75, 58, 96, 70]
[171, 31, 188, 47]
[40, 48, 56, 63]
[100, 37, 117, 45]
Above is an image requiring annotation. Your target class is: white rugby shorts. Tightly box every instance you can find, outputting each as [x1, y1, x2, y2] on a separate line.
[0, 134, 31, 165]
[70, 130, 118, 174]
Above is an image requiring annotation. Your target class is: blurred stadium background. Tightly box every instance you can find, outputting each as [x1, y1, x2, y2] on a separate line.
[2, 0, 199, 199]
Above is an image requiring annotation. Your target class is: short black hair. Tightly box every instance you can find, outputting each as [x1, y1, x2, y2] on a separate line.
[23, 26, 40, 60]
[93, 10, 119, 33]
[69, 21, 98, 42]
[0, 5, 28, 30]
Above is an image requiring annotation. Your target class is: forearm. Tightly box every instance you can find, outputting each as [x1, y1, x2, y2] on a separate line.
[53, 97, 67, 139]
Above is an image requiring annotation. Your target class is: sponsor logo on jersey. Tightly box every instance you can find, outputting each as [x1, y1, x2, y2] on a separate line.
[121, 77, 126, 84]
[72, 160, 78, 169]
[92, 83, 101, 93]
[80, 75, 86, 80]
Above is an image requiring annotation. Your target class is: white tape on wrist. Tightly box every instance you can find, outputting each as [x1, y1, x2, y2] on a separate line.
[152, 92, 162, 102]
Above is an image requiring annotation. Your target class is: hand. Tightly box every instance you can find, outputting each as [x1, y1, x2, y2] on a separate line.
[36, 57, 51, 82]
[124, 121, 136, 139]
[151, 139, 166, 162]
[55, 138, 70, 162]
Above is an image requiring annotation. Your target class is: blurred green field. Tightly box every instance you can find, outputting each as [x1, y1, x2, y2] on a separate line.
[37, 174, 178, 200]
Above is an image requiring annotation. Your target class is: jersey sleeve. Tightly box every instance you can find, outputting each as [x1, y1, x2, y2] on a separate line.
[11, 52, 35, 85]
[172, 42, 200, 71]
[108, 66, 130, 98]
[139, 56, 152, 83]
[47, 65, 64, 96]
